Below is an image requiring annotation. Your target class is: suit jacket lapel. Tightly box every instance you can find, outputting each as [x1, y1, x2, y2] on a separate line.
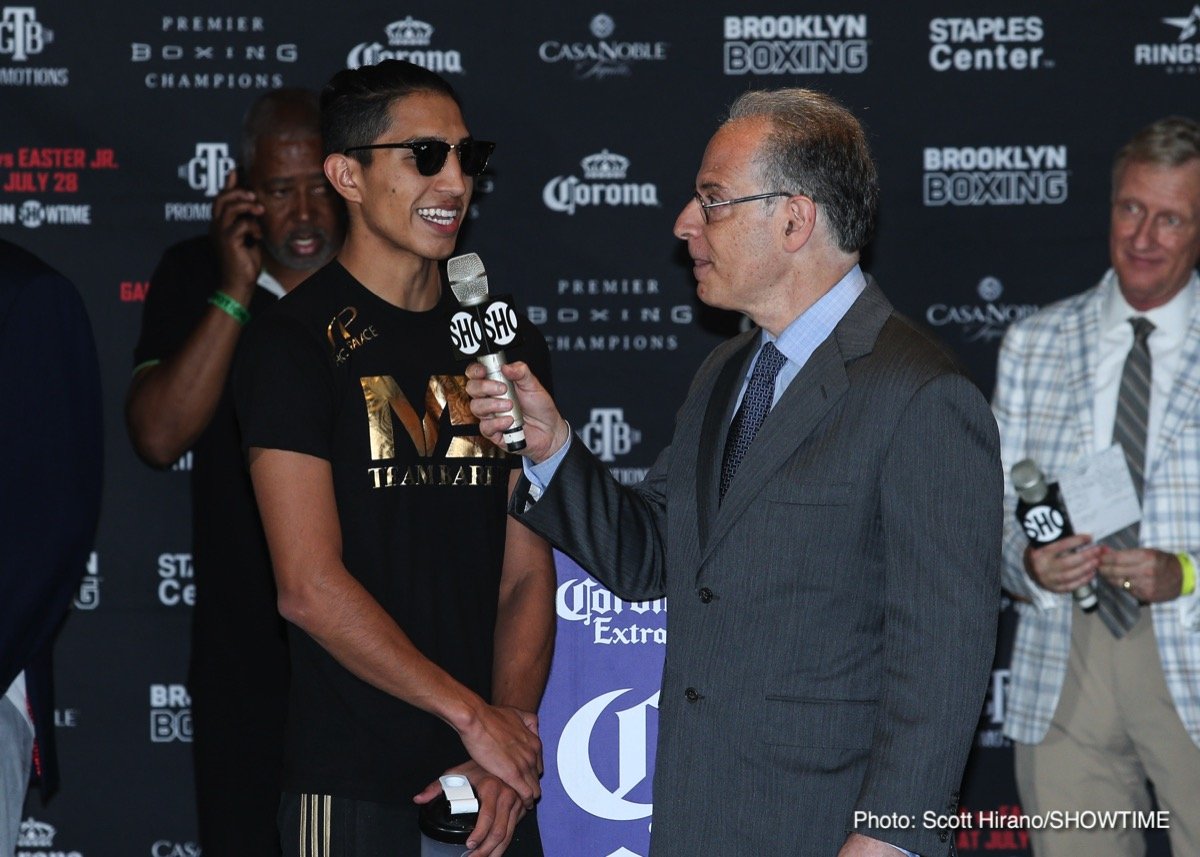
[1061, 292, 1099, 454]
[698, 280, 890, 565]
[1150, 301, 1200, 477]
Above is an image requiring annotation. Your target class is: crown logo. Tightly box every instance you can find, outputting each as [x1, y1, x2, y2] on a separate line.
[581, 149, 629, 180]
[386, 16, 434, 46]
[18, 818, 56, 848]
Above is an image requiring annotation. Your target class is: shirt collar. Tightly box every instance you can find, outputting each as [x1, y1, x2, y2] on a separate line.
[766, 264, 868, 363]
[257, 269, 286, 299]
[1100, 267, 1197, 341]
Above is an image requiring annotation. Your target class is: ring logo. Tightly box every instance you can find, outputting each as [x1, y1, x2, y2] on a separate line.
[0, 7, 66, 87]
[723, 14, 868, 75]
[347, 16, 463, 74]
[925, 277, 1039, 343]
[157, 552, 194, 607]
[557, 576, 666, 646]
[1135, 6, 1200, 70]
[73, 551, 101, 610]
[923, 145, 1068, 206]
[150, 683, 192, 743]
[538, 13, 669, 80]
[558, 689, 658, 820]
[928, 17, 1050, 72]
[544, 150, 660, 216]
[581, 407, 642, 462]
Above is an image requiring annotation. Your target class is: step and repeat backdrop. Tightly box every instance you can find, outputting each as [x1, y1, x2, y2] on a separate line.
[4, 1, 1196, 854]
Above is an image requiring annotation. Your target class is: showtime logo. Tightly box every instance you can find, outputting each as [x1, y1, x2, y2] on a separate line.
[580, 407, 642, 462]
[1134, 5, 1200, 71]
[924, 276, 1039, 343]
[558, 688, 658, 820]
[923, 145, 1068, 206]
[346, 16, 463, 73]
[928, 16, 1050, 72]
[723, 14, 868, 75]
[543, 150, 660, 216]
[557, 575, 666, 646]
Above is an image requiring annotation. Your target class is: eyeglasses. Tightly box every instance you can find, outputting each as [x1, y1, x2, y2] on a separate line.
[342, 139, 496, 177]
[692, 191, 791, 224]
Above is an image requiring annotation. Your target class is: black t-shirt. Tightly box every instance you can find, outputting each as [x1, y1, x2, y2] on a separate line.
[132, 236, 287, 698]
[234, 259, 551, 802]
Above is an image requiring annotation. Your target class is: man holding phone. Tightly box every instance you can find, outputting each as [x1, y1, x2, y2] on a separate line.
[126, 88, 343, 856]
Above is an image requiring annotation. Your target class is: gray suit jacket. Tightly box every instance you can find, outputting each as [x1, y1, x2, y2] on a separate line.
[514, 281, 1001, 856]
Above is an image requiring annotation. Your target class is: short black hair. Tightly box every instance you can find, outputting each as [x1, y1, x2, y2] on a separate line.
[241, 88, 321, 181]
[320, 60, 462, 166]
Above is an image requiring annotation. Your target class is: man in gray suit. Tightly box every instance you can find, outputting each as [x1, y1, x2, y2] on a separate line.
[468, 88, 1001, 856]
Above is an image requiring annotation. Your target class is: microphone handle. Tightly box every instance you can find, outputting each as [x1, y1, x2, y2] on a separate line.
[479, 351, 526, 452]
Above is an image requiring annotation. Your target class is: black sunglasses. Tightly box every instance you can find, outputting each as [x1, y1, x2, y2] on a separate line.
[342, 139, 496, 177]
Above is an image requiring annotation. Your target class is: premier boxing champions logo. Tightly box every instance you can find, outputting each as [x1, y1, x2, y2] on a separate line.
[130, 14, 298, 90]
[346, 16, 464, 74]
[722, 14, 868, 75]
[526, 274, 688, 355]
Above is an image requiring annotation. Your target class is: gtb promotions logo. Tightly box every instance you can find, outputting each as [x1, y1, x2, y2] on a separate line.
[928, 16, 1051, 72]
[73, 551, 101, 610]
[0, 6, 67, 87]
[1135, 6, 1200, 72]
[538, 13, 668, 80]
[18, 817, 83, 857]
[165, 142, 234, 222]
[347, 16, 463, 73]
[557, 575, 666, 646]
[543, 149, 660, 216]
[923, 145, 1068, 206]
[580, 408, 642, 463]
[976, 668, 1011, 748]
[558, 689, 658, 820]
[157, 552, 195, 607]
[132, 14, 296, 90]
[150, 683, 192, 743]
[925, 276, 1039, 343]
[723, 14, 868, 75]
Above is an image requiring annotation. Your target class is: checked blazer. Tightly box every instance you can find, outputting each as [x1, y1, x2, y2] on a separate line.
[994, 271, 1200, 747]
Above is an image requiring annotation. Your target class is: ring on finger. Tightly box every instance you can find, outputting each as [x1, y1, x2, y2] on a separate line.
[1122, 578, 1132, 591]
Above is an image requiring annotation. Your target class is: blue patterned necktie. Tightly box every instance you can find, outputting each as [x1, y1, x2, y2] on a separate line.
[1096, 316, 1154, 637]
[720, 342, 788, 503]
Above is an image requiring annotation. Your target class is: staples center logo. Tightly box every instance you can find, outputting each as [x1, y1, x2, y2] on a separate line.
[928, 16, 1051, 72]
[0, 6, 51, 62]
[580, 407, 642, 462]
[558, 688, 658, 820]
[178, 142, 234, 198]
[922, 145, 1068, 206]
[543, 150, 660, 216]
[1135, 6, 1200, 69]
[347, 16, 463, 74]
[538, 13, 669, 80]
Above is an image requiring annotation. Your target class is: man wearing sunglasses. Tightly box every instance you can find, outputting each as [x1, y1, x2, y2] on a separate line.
[234, 60, 554, 857]
[468, 88, 1000, 856]
[127, 88, 342, 857]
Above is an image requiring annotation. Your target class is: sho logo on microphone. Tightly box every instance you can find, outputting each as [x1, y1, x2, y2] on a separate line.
[449, 298, 519, 357]
[558, 688, 658, 820]
[1021, 505, 1066, 542]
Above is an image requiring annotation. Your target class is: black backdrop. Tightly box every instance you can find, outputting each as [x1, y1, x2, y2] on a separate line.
[4, 1, 1196, 854]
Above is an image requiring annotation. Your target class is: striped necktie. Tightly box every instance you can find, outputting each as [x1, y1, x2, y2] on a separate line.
[720, 342, 787, 503]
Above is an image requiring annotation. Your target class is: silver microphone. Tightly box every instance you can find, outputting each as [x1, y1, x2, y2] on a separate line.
[447, 252, 526, 452]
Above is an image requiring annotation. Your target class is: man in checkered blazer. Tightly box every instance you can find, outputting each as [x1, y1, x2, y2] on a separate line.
[994, 116, 1200, 857]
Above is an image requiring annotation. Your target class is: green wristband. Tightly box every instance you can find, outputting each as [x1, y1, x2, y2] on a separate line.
[208, 291, 250, 326]
[1179, 552, 1197, 597]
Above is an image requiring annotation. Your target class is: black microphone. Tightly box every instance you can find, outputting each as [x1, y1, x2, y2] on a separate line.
[1012, 458, 1098, 612]
[447, 252, 526, 452]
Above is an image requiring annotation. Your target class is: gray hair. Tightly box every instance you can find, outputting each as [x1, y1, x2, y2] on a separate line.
[1113, 116, 1200, 190]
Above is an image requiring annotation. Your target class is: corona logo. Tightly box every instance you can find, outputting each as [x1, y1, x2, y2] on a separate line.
[581, 149, 629, 180]
[558, 688, 658, 820]
[386, 16, 433, 46]
[17, 817, 55, 848]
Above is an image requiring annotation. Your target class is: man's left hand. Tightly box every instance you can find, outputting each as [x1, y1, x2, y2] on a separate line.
[414, 760, 526, 857]
[1097, 547, 1183, 603]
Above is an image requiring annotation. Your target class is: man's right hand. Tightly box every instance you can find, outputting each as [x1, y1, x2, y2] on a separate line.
[456, 702, 542, 809]
[210, 168, 264, 303]
[465, 361, 570, 464]
[1023, 533, 1102, 593]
